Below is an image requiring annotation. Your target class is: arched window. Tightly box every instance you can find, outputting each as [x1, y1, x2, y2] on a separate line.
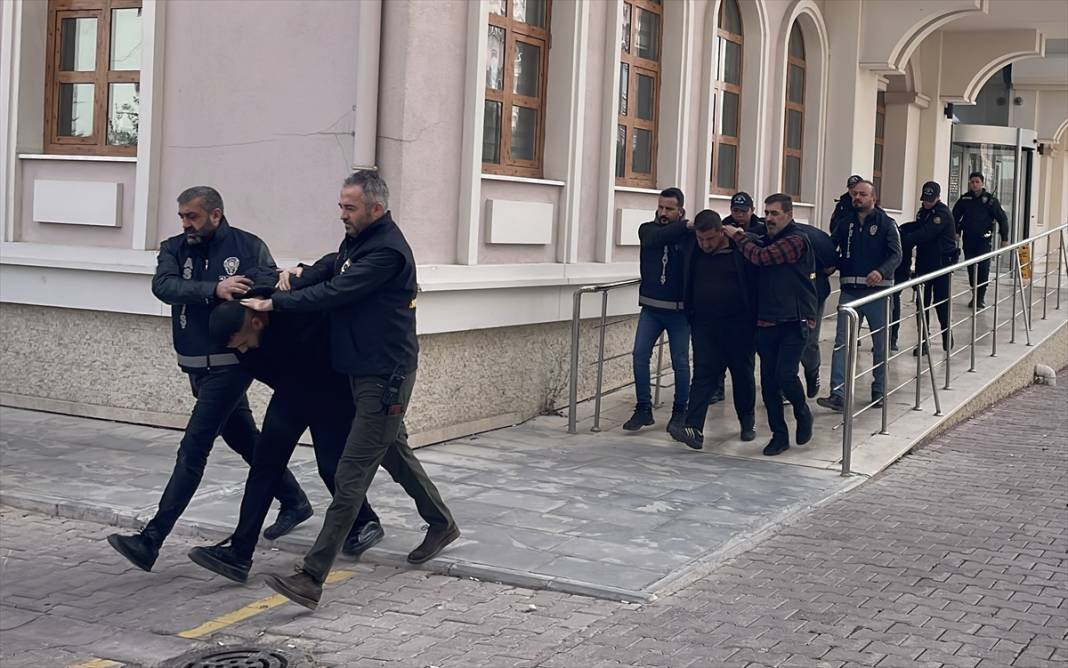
[782, 23, 805, 199]
[711, 0, 742, 194]
[616, 0, 662, 188]
[483, 0, 551, 177]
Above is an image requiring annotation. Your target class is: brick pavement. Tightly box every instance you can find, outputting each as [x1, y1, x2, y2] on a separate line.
[1, 378, 1066, 667]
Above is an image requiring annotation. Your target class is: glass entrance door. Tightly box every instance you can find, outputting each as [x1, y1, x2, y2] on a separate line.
[948, 125, 1037, 243]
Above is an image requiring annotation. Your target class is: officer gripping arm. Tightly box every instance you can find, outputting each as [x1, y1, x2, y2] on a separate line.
[151, 236, 275, 305]
[638, 217, 692, 246]
[268, 249, 405, 312]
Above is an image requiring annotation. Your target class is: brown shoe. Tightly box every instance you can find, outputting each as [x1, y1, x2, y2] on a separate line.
[263, 570, 321, 610]
[407, 524, 460, 564]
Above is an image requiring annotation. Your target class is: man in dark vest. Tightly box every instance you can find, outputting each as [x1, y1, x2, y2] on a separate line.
[242, 171, 457, 609]
[623, 188, 692, 433]
[670, 210, 758, 450]
[953, 171, 1009, 308]
[724, 193, 816, 457]
[185, 295, 386, 583]
[794, 222, 838, 398]
[107, 187, 311, 572]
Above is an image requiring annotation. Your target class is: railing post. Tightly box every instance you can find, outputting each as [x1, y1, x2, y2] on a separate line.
[969, 270, 978, 372]
[590, 290, 610, 432]
[1058, 229, 1066, 311]
[653, 332, 665, 408]
[1011, 248, 1020, 344]
[913, 287, 924, 411]
[991, 252, 1001, 356]
[1015, 248, 1033, 347]
[1042, 234, 1050, 320]
[568, 289, 584, 434]
[841, 308, 860, 476]
[880, 296, 890, 435]
[918, 289, 942, 416]
[944, 271, 953, 390]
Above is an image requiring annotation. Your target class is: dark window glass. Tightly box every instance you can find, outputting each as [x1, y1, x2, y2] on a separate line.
[486, 26, 505, 90]
[57, 83, 94, 137]
[723, 40, 742, 86]
[720, 0, 742, 34]
[59, 17, 97, 72]
[632, 128, 653, 173]
[721, 91, 739, 137]
[636, 8, 659, 60]
[716, 144, 737, 190]
[789, 24, 805, 59]
[510, 106, 537, 161]
[616, 124, 626, 177]
[873, 144, 884, 173]
[786, 109, 803, 150]
[618, 62, 629, 116]
[513, 41, 540, 97]
[513, 0, 546, 27]
[483, 101, 502, 163]
[622, 2, 632, 53]
[636, 73, 655, 120]
[785, 155, 802, 197]
[787, 65, 805, 104]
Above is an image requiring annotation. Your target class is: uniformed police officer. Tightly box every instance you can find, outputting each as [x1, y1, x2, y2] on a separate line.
[107, 187, 312, 572]
[829, 175, 863, 235]
[952, 171, 1009, 308]
[243, 171, 458, 609]
[904, 181, 957, 353]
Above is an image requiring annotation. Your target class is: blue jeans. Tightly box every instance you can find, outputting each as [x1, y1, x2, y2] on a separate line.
[632, 308, 690, 411]
[829, 290, 888, 399]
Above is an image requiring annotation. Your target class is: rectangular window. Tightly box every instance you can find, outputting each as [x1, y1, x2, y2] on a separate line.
[617, 0, 662, 187]
[781, 24, 806, 199]
[710, 1, 742, 195]
[483, 0, 552, 177]
[45, 0, 142, 156]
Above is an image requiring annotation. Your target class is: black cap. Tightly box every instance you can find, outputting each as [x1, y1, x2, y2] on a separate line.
[847, 175, 863, 188]
[730, 192, 753, 210]
[921, 181, 940, 202]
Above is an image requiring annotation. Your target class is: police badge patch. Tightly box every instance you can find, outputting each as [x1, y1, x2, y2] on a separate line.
[869, 224, 878, 236]
[223, 257, 240, 276]
[182, 258, 193, 279]
[933, 216, 941, 225]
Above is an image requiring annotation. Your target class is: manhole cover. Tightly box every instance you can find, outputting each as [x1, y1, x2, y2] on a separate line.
[159, 646, 308, 668]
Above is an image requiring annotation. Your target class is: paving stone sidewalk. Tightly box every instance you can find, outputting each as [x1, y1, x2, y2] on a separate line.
[1, 375, 1065, 667]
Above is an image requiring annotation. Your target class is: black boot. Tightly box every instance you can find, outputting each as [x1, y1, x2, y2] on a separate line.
[667, 408, 686, 433]
[187, 539, 252, 583]
[107, 531, 160, 572]
[342, 521, 385, 557]
[263, 500, 314, 540]
[408, 524, 461, 564]
[263, 570, 322, 610]
[739, 415, 756, 442]
[622, 405, 654, 431]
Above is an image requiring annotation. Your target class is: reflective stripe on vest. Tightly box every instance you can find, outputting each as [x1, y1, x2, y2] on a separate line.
[840, 276, 894, 288]
[176, 353, 240, 368]
[639, 295, 685, 311]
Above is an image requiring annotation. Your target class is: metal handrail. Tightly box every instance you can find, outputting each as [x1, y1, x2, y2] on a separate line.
[568, 278, 676, 433]
[837, 223, 1068, 476]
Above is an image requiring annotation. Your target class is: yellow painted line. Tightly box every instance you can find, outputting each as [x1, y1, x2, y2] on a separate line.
[177, 569, 356, 639]
[68, 659, 123, 668]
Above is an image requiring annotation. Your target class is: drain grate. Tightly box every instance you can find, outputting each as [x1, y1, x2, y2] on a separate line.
[160, 647, 298, 668]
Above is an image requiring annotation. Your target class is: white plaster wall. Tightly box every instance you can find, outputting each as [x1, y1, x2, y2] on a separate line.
[576, 0, 610, 264]
[18, 161, 136, 247]
[478, 180, 561, 264]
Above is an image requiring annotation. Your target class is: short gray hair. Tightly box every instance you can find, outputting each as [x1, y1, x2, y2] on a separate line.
[177, 186, 224, 214]
[343, 170, 389, 209]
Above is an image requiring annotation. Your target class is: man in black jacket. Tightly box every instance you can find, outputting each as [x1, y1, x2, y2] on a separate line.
[725, 194, 816, 457]
[829, 175, 863, 235]
[728, 192, 768, 236]
[243, 171, 457, 609]
[953, 172, 1009, 308]
[623, 188, 692, 433]
[185, 296, 385, 583]
[794, 223, 838, 398]
[818, 180, 902, 412]
[669, 210, 758, 450]
[107, 187, 311, 572]
[905, 181, 957, 353]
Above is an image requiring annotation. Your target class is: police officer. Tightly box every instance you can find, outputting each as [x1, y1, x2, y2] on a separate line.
[952, 171, 1008, 308]
[889, 221, 916, 352]
[186, 294, 386, 583]
[243, 171, 458, 610]
[905, 182, 956, 353]
[107, 187, 312, 572]
[829, 175, 863, 235]
[818, 180, 902, 412]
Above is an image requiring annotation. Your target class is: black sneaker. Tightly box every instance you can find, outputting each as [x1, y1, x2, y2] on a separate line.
[890, 340, 899, 352]
[740, 427, 756, 442]
[667, 409, 686, 433]
[263, 501, 313, 540]
[805, 375, 821, 399]
[709, 390, 725, 405]
[816, 395, 844, 412]
[342, 521, 385, 557]
[871, 394, 884, 409]
[622, 407, 654, 431]
[796, 406, 813, 445]
[668, 424, 704, 450]
[762, 440, 790, 456]
[188, 541, 251, 583]
[913, 343, 929, 357]
[107, 532, 159, 572]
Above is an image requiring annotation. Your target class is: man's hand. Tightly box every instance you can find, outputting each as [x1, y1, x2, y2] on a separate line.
[1000, 239, 1009, 249]
[215, 275, 252, 301]
[241, 297, 274, 312]
[723, 224, 745, 240]
[865, 270, 884, 287]
[275, 265, 304, 291]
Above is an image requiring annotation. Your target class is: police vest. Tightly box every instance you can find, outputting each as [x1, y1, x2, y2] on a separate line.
[755, 223, 818, 323]
[837, 208, 897, 290]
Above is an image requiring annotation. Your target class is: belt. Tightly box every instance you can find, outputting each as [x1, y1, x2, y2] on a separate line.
[840, 276, 893, 288]
[176, 353, 240, 368]
[639, 296, 685, 311]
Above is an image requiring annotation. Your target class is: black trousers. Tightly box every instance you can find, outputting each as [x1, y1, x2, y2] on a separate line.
[144, 366, 307, 543]
[799, 296, 827, 381]
[685, 318, 755, 430]
[230, 388, 379, 559]
[965, 245, 993, 303]
[922, 272, 952, 348]
[755, 322, 811, 444]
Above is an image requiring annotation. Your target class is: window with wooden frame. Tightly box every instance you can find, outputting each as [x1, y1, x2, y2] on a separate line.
[873, 91, 886, 199]
[616, 0, 662, 188]
[483, 0, 551, 177]
[44, 0, 142, 156]
[710, 0, 742, 194]
[782, 23, 805, 199]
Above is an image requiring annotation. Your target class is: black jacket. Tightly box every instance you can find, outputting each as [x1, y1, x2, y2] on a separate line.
[745, 215, 768, 237]
[152, 218, 275, 367]
[832, 206, 902, 291]
[953, 189, 1008, 251]
[829, 191, 852, 235]
[681, 236, 757, 324]
[272, 211, 419, 377]
[637, 218, 692, 312]
[741, 221, 818, 324]
[794, 224, 836, 301]
[904, 202, 957, 274]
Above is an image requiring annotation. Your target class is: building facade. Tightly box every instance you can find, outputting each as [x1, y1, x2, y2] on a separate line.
[2, 0, 1067, 442]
